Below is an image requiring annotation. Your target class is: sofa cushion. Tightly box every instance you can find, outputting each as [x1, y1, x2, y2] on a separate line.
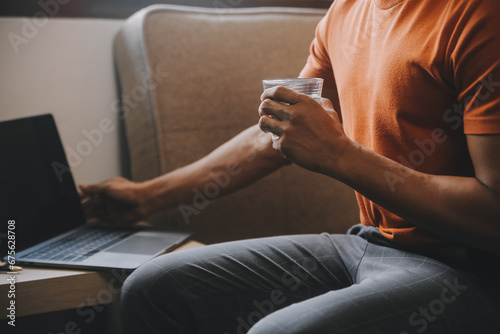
[114, 5, 359, 243]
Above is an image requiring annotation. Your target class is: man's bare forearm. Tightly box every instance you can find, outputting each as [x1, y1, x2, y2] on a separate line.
[331, 140, 500, 255]
[259, 86, 500, 255]
[139, 125, 290, 215]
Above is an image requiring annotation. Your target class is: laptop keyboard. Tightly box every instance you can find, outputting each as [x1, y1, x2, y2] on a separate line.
[23, 228, 134, 263]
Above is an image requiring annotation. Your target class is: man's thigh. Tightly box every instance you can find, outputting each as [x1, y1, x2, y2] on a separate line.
[120, 233, 367, 334]
[248, 239, 500, 334]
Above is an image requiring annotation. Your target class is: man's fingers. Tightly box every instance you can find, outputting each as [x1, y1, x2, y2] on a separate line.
[261, 86, 303, 105]
[259, 98, 292, 121]
[79, 184, 101, 210]
[80, 188, 111, 223]
[78, 184, 89, 195]
[77, 188, 86, 200]
[81, 196, 99, 214]
[259, 115, 283, 139]
[79, 183, 103, 196]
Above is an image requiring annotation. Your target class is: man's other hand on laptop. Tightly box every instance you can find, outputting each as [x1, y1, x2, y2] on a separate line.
[79, 177, 149, 225]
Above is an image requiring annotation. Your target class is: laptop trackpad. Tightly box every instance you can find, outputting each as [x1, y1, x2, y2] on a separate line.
[104, 236, 171, 255]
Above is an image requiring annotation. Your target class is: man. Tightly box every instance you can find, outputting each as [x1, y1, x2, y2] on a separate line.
[81, 0, 500, 332]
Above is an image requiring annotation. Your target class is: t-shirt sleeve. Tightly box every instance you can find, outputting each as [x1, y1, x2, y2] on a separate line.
[453, 0, 500, 134]
[299, 14, 334, 79]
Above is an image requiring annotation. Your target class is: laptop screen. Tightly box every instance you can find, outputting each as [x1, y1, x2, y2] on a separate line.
[0, 114, 86, 256]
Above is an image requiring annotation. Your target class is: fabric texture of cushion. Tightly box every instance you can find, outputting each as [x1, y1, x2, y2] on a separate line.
[114, 5, 359, 243]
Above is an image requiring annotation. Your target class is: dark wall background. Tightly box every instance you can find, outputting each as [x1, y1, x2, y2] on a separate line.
[0, 0, 333, 19]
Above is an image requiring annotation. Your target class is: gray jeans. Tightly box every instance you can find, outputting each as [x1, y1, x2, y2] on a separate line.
[120, 224, 500, 334]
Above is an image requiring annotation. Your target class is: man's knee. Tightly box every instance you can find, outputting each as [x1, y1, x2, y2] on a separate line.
[121, 252, 190, 305]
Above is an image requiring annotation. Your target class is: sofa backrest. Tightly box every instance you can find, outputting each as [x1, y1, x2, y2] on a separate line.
[114, 5, 359, 243]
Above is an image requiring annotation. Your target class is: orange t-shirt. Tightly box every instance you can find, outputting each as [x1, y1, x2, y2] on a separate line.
[300, 0, 500, 245]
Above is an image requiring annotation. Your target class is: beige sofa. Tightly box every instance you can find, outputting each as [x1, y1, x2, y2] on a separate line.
[113, 5, 359, 244]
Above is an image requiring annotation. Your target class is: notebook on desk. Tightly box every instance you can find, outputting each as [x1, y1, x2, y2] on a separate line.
[0, 114, 191, 271]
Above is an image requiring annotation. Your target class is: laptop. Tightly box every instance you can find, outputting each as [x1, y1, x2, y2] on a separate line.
[0, 114, 192, 271]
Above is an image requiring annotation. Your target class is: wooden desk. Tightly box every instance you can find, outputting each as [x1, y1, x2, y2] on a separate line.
[0, 240, 204, 319]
